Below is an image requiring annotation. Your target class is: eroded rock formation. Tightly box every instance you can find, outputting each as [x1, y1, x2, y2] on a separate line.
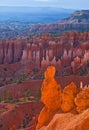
[61, 82, 80, 112]
[38, 108, 89, 130]
[36, 66, 62, 129]
[0, 31, 89, 76]
[75, 87, 89, 113]
[37, 66, 89, 130]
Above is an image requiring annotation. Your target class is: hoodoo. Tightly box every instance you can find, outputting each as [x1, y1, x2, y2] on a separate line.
[36, 66, 62, 129]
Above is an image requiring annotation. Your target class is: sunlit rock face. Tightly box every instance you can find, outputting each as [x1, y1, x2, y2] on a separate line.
[36, 66, 62, 129]
[38, 108, 89, 130]
[41, 66, 62, 110]
[61, 82, 80, 113]
[75, 87, 89, 113]
[36, 67, 89, 130]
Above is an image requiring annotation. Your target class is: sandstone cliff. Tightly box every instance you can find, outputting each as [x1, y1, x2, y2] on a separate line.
[39, 108, 89, 130]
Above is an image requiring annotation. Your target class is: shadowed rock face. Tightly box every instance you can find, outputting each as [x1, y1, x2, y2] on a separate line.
[0, 38, 24, 64]
[0, 31, 89, 86]
[0, 31, 89, 76]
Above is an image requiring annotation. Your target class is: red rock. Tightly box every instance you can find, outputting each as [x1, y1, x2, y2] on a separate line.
[41, 66, 62, 110]
[14, 39, 22, 62]
[75, 87, 89, 113]
[4, 41, 14, 63]
[38, 108, 89, 130]
[0, 102, 43, 130]
[0, 41, 4, 64]
[61, 82, 79, 112]
[36, 66, 62, 129]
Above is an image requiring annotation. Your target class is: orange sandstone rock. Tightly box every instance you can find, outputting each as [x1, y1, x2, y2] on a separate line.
[36, 107, 54, 129]
[41, 66, 62, 110]
[61, 82, 79, 112]
[38, 108, 89, 130]
[36, 66, 62, 129]
[75, 87, 89, 113]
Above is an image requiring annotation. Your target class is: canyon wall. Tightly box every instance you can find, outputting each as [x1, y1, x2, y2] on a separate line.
[0, 31, 89, 76]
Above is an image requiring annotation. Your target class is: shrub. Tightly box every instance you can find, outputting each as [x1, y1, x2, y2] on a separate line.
[35, 88, 41, 100]
[0, 96, 2, 102]
[63, 72, 69, 76]
[11, 72, 26, 84]
[23, 89, 30, 102]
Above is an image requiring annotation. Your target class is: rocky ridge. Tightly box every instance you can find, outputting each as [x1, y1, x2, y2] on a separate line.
[59, 10, 89, 24]
[0, 10, 89, 38]
[26, 10, 89, 35]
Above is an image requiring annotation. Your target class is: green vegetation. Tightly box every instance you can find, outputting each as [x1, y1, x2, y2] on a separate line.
[4, 98, 20, 104]
[62, 72, 70, 76]
[23, 89, 30, 102]
[0, 89, 19, 103]
[0, 88, 36, 104]
[3, 89, 7, 101]
[11, 72, 26, 84]
[0, 96, 2, 102]
[79, 65, 89, 76]
[35, 88, 41, 100]
[40, 73, 44, 80]
[19, 113, 30, 129]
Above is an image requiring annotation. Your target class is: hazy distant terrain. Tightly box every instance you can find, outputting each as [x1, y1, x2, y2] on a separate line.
[0, 6, 74, 23]
[1, 7, 89, 39]
[0, 6, 75, 38]
[59, 10, 89, 24]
